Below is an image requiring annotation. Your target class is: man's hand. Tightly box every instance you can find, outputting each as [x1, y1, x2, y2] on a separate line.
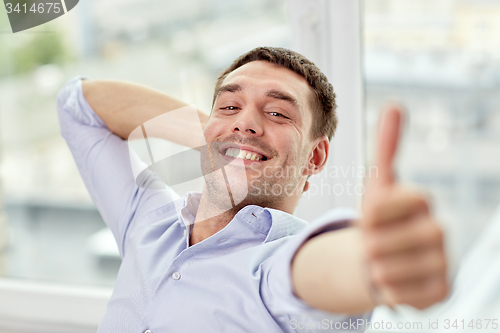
[360, 106, 448, 309]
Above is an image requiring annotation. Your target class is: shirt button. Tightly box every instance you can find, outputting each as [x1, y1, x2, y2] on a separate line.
[172, 272, 181, 280]
[144, 330, 152, 333]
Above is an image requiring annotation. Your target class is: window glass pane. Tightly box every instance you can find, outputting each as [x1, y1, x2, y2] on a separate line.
[0, 0, 290, 286]
[363, 0, 500, 264]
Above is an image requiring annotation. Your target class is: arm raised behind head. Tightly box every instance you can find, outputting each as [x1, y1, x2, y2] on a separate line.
[82, 79, 209, 146]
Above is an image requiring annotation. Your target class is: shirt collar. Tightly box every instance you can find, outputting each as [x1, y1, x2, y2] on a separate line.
[179, 192, 309, 243]
[262, 207, 308, 242]
[179, 192, 201, 228]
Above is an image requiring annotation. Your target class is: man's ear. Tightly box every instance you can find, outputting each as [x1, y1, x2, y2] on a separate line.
[305, 136, 329, 176]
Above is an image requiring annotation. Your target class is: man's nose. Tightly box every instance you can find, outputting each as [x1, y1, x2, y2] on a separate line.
[231, 107, 263, 136]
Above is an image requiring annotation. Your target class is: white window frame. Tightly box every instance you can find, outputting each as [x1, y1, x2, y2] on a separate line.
[290, 0, 365, 221]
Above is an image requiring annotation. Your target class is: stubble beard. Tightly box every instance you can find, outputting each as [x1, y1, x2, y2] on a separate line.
[199, 139, 305, 214]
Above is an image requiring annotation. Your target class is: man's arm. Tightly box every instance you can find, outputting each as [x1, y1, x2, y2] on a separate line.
[82, 79, 209, 146]
[292, 107, 448, 314]
[291, 227, 374, 313]
[57, 77, 195, 257]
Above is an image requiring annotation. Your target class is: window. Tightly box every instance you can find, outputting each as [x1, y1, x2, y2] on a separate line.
[364, 0, 500, 267]
[0, 0, 292, 330]
[363, 0, 500, 328]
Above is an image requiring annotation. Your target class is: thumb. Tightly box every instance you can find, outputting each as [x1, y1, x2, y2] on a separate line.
[375, 105, 404, 186]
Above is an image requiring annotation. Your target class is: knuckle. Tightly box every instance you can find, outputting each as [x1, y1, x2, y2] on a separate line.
[365, 237, 384, 258]
[365, 242, 378, 259]
[414, 296, 435, 310]
[391, 291, 406, 305]
[370, 205, 385, 223]
[383, 288, 400, 305]
[413, 196, 429, 213]
[434, 279, 449, 301]
[423, 222, 443, 245]
[431, 226, 444, 245]
[372, 265, 392, 286]
[424, 278, 449, 306]
[436, 254, 447, 273]
[415, 300, 432, 310]
[426, 250, 446, 272]
[432, 222, 443, 237]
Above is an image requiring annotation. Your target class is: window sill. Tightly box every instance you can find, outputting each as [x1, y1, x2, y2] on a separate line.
[0, 278, 111, 333]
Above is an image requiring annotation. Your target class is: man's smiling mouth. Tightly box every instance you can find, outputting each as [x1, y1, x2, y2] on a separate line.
[218, 143, 271, 162]
[223, 148, 268, 161]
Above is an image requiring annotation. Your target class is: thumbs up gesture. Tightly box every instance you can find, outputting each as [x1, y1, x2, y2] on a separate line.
[361, 106, 449, 309]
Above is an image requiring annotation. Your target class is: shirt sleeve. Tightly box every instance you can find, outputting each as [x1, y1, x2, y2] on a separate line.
[262, 208, 371, 332]
[57, 77, 179, 257]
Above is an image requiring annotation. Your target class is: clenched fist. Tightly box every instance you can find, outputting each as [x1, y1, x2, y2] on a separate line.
[361, 107, 449, 309]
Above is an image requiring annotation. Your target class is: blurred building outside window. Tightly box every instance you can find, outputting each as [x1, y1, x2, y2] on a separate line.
[364, 0, 500, 331]
[0, 0, 293, 289]
[364, 0, 500, 266]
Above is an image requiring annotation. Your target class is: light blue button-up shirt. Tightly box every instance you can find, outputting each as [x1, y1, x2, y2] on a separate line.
[57, 77, 369, 332]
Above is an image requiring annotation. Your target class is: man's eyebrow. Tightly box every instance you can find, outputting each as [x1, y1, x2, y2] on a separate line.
[266, 90, 301, 110]
[215, 83, 243, 97]
[214, 84, 301, 111]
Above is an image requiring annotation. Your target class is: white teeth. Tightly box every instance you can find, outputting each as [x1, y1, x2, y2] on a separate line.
[224, 148, 238, 157]
[224, 148, 264, 161]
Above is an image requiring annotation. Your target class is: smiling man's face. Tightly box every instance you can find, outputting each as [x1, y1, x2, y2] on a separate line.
[202, 60, 329, 214]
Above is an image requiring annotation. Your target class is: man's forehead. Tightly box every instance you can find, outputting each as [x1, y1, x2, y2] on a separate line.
[222, 61, 311, 102]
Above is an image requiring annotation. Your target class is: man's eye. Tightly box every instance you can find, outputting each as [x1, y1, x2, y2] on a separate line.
[222, 106, 239, 110]
[269, 112, 285, 118]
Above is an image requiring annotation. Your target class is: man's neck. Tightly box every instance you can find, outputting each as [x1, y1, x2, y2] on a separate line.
[190, 210, 235, 246]
[189, 191, 238, 246]
[189, 185, 300, 246]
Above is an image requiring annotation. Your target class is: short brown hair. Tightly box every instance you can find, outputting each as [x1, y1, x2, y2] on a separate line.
[212, 47, 337, 140]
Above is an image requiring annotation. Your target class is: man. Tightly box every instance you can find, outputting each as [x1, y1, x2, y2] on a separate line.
[57, 47, 447, 332]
